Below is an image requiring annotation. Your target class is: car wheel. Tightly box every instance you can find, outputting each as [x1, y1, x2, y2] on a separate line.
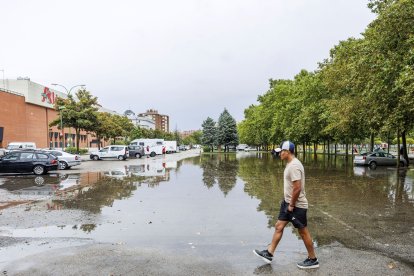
[150, 152, 156, 157]
[59, 161, 68, 170]
[92, 155, 99, 161]
[135, 153, 141, 158]
[369, 161, 377, 169]
[33, 165, 45, 175]
[118, 155, 124, 161]
[34, 176, 45, 186]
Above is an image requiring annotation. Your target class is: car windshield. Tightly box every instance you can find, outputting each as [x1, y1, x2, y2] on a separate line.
[6, 145, 20, 149]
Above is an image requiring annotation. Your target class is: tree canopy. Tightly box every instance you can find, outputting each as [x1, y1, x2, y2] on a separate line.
[237, 0, 414, 164]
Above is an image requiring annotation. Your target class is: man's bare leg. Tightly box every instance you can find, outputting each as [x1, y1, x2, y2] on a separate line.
[297, 227, 316, 259]
[267, 220, 289, 254]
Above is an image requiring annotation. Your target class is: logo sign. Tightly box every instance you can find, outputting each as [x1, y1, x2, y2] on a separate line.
[41, 87, 57, 104]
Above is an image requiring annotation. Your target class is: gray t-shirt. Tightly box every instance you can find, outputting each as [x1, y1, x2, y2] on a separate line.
[284, 157, 308, 209]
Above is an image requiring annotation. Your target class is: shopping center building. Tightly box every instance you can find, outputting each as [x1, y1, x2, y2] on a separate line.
[0, 78, 101, 149]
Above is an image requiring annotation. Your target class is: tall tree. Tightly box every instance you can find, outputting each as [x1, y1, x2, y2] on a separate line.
[92, 112, 115, 149]
[362, 0, 414, 163]
[50, 89, 99, 152]
[201, 117, 217, 151]
[217, 109, 239, 152]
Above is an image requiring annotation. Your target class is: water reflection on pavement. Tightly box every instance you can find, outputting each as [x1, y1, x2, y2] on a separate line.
[0, 153, 413, 268]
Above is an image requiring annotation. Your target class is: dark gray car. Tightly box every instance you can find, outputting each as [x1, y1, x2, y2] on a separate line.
[354, 151, 407, 169]
[128, 145, 145, 158]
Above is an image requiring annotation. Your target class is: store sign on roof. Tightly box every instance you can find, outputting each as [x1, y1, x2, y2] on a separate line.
[41, 87, 57, 105]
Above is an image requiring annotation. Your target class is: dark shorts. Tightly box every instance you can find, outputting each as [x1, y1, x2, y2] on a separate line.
[278, 200, 307, 229]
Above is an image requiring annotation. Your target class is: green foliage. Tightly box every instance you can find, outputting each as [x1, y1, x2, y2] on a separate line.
[130, 126, 175, 141]
[190, 130, 203, 145]
[368, 0, 394, 13]
[90, 112, 134, 147]
[50, 89, 99, 152]
[113, 140, 127, 145]
[65, 147, 88, 155]
[217, 108, 239, 152]
[201, 117, 217, 150]
[374, 139, 383, 145]
[203, 146, 211, 152]
[173, 129, 182, 145]
[238, 0, 414, 157]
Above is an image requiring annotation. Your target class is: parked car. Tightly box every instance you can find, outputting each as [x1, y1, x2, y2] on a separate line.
[244, 146, 255, 151]
[42, 150, 81, 170]
[353, 152, 407, 169]
[128, 145, 145, 158]
[89, 145, 129, 161]
[236, 144, 249, 151]
[0, 150, 58, 175]
[5, 142, 36, 154]
[178, 145, 187, 151]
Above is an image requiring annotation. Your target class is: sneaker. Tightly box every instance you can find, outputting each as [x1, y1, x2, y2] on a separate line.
[297, 257, 319, 269]
[253, 249, 273, 264]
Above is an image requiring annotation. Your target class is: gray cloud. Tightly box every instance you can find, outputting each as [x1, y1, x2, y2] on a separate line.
[1, 0, 375, 130]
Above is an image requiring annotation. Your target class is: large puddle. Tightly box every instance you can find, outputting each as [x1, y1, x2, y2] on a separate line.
[0, 153, 413, 266]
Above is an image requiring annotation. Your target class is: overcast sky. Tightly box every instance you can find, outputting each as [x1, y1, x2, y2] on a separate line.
[1, 0, 375, 131]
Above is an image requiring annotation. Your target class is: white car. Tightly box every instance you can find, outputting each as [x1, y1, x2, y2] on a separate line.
[43, 150, 82, 170]
[244, 146, 255, 151]
[89, 145, 129, 161]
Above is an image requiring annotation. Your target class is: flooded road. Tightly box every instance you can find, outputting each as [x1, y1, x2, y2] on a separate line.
[0, 152, 413, 274]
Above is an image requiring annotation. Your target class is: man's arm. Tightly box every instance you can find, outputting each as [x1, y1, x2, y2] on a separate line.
[288, 180, 301, 211]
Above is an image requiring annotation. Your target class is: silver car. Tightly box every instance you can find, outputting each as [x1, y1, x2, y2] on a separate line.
[44, 150, 82, 170]
[354, 152, 407, 169]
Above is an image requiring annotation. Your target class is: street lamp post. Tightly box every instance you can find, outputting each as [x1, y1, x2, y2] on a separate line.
[58, 106, 66, 149]
[51, 83, 85, 148]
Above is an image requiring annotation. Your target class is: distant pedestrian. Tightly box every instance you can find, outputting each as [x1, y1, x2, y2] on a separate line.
[353, 145, 358, 154]
[253, 141, 319, 269]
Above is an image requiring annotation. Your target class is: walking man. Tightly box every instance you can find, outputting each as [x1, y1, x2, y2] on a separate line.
[253, 141, 319, 269]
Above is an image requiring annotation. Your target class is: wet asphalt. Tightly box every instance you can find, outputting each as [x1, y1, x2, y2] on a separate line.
[0, 150, 413, 275]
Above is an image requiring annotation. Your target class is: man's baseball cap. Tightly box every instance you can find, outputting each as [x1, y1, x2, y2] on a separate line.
[275, 141, 295, 153]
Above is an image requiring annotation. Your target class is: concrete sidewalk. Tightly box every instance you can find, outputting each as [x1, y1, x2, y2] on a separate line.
[2, 242, 412, 275]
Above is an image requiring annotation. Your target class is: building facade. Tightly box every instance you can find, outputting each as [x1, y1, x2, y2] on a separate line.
[138, 109, 169, 132]
[126, 113, 156, 130]
[0, 79, 102, 149]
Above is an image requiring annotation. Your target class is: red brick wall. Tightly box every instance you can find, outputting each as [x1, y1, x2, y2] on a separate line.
[0, 90, 98, 149]
[0, 91, 27, 147]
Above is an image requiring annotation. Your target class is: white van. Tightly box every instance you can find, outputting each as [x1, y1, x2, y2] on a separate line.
[5, 142, 37, 153]
[164, 141, 177, 153]
[130, 139, 165, 157]
[89, 145, 129, 161]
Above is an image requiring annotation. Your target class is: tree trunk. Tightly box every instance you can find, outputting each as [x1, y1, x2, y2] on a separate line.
[351, 140, 354, 159]
[334, 143, 337, 157]
[97, 135, 101, 150]
[370, 133, 374, 152]
[397, 129, 401, 169]
[402, 130, 409, 166]
[387, 132, 390, 154]
[345, 143, 349, 161]
[302, 142, 306, 160]
[327, 140, 331, 158]
[313, 142, 317, 160]
[75, 128, 80, 153]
